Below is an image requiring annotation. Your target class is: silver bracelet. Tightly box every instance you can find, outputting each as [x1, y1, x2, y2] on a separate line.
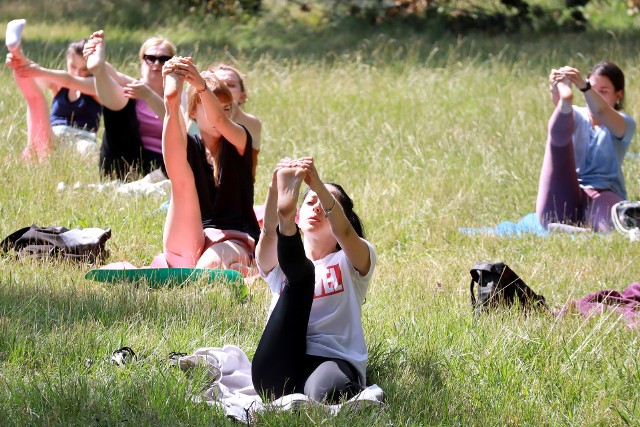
[323, 197, 336, 216]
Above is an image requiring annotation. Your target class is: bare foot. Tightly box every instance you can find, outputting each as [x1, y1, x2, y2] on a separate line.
[276, 166, 305, 236]
[557, 79, 573, 101]
[85, 31, 106, 73]
[163, 71, 182, 102]
[556, 79, 573, 114]
[22, 142, 51, 163]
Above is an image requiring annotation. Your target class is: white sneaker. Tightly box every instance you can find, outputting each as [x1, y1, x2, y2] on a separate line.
[110, 346, 136, 366]
[6, 19, 26, 51]
[612, 201, 640, 241]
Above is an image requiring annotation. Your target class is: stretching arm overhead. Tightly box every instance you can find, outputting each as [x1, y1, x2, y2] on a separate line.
[171, 56, 247, 155]
[557, 65, 626, 138]
[15, 64, 97, 96]
[302, 157, 371, 276]
[255, 167, 280, 274]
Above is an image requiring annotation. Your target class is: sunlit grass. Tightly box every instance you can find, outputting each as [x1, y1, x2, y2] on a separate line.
[1, 2, 640, 425]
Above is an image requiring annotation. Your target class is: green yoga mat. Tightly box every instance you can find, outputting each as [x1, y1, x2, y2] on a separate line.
[85, 268, 248, 299]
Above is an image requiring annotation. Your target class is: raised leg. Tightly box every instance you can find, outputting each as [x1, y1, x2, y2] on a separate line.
[162, 71, 205, 266]
[536, 82, 584, 227]
[252, 166, 316, 399]
[85, 30, 128, 112]
[276, 166, 306, 236]
[7, 49, 53, 161]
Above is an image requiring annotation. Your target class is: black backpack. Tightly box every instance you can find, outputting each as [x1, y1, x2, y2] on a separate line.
[0, 224, 111, 263]
[469, 262, 548, 313]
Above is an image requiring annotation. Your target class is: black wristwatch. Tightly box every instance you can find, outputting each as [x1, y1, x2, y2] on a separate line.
[579, 80, 591, 93]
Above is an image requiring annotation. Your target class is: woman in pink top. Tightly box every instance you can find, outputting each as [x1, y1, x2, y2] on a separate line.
[84, 30, 176, 180]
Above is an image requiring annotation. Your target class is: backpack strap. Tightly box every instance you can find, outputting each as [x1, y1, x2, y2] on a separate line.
[470, 277, 477, 307]
[0, 225, 33, 252]
[469, 263, 488, 307]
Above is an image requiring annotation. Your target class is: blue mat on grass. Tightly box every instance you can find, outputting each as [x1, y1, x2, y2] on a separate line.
[459, 213, 549, 237]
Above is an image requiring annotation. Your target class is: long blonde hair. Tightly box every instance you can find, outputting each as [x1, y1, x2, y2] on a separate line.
[187, 72, 233, 187]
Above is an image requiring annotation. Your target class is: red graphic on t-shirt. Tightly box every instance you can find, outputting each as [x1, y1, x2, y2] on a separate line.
[314, 264, 344, 299]
[277, 263, 345, 297]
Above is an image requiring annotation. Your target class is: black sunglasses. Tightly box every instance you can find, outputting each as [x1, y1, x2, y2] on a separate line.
[142, 54, 172, 65]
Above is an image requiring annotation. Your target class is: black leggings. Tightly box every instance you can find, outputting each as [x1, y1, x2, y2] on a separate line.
[100, 100, 165, 180]
[251, 229, 362, 403]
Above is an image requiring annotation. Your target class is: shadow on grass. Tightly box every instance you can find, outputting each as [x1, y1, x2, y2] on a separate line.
[0, 267, 247, 335]
[365, 336, 471, 423]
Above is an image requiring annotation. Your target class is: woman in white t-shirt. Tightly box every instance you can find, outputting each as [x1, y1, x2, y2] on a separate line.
[251, 157, 376, 402]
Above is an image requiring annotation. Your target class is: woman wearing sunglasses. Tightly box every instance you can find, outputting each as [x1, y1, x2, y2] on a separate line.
[84, 30, 176, 179]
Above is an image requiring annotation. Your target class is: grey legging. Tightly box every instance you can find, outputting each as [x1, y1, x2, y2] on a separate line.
[251, 228, 363, 403]
[536, 108, 622, 232]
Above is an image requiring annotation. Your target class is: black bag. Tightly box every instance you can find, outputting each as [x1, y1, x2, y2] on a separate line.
[0, 224, 111, 263]
[469, 262, 548, 313]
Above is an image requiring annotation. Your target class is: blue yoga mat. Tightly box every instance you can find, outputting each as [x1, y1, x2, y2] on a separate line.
[459, 213, 549, 237]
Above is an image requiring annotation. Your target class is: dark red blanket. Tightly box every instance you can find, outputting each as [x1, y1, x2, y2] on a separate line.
[556, 282, 640, 328]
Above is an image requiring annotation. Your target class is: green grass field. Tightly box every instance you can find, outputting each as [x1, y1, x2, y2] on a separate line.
[1, 1, 640, 425]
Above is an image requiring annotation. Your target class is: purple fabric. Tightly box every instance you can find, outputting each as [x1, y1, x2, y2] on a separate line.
[582, 188, 624, 232]
[536, 109, 582, 226]
[556, 282, 640, 328]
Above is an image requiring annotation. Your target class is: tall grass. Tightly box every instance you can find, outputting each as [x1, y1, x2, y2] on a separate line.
[1, 2, 640, 425]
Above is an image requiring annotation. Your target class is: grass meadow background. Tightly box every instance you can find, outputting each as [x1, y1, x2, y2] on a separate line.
[1, 1, 640, 425]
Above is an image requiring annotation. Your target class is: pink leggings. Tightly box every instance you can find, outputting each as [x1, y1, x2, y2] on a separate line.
[536, 109, 622, 232]
[12, 67, 53, 158]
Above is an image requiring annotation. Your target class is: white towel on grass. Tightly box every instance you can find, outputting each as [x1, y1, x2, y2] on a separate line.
[177, 345, 385, 423]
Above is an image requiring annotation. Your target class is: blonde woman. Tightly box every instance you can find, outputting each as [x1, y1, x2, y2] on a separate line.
[161, 56, 259, 276]
[84, 30, 176, 179]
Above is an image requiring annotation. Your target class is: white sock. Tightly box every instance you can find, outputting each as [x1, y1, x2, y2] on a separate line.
[6, 19, 26, 51]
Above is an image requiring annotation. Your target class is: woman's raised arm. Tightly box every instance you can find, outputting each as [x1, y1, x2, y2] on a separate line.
[560, 65, 626, 138]
[303, 158, 371, 276]
[171, 57, 247, 154]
